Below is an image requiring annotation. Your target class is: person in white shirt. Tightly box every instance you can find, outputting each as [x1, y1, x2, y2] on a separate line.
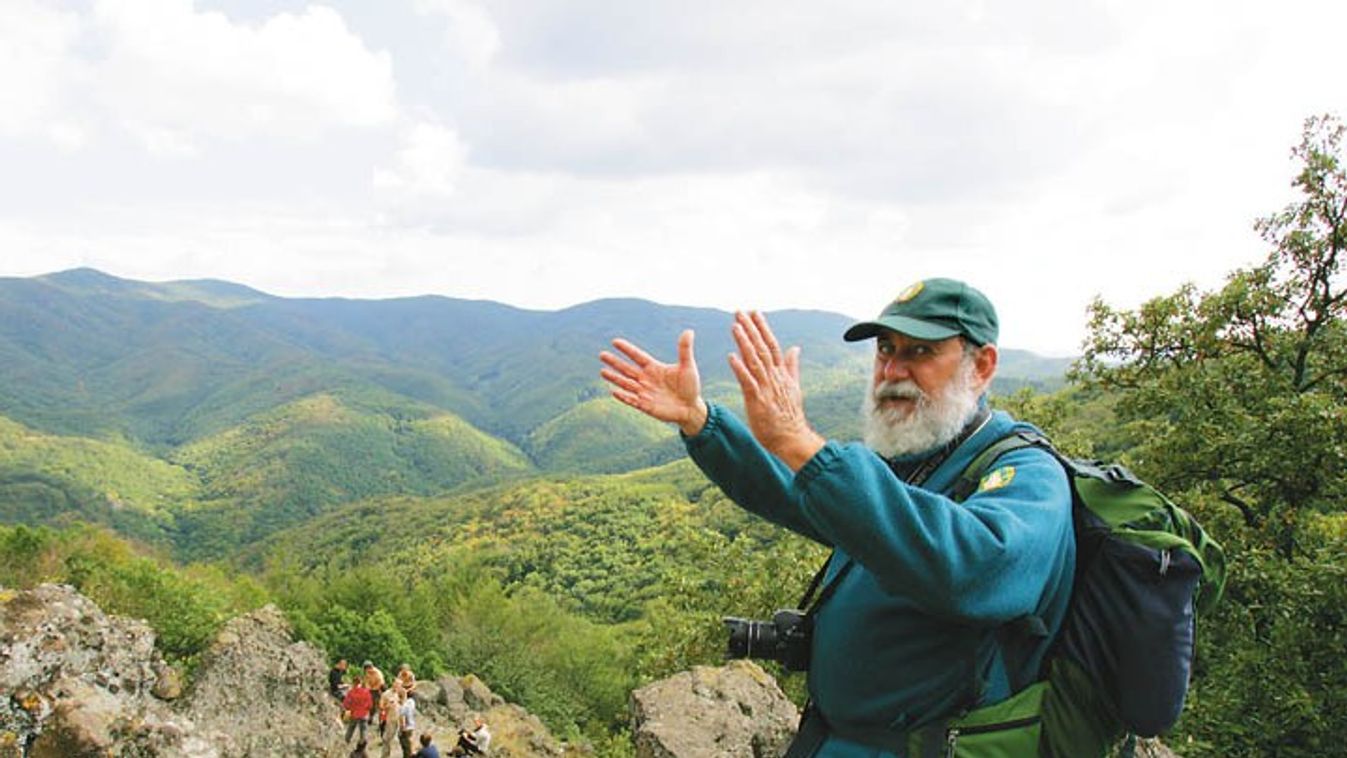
[397, 691, 418, 758]
[451, 716, 490, 755]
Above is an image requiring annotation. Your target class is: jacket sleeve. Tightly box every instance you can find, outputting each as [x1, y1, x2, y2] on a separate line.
[793, 440, 1072, 623]
[683, 403, 830, 545]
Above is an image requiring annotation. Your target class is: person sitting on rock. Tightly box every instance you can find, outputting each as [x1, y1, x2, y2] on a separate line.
[343, 674, 373, 745]
[450, 716, 490, 755]
[413, 732, 442, 758]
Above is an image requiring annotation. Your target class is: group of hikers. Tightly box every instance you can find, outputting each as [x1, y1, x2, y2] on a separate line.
[329, 658, 491, 758]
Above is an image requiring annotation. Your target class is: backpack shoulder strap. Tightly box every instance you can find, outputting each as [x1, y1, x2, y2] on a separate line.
[951, 429, 1061, 693]
[950, 429, 1053, 503]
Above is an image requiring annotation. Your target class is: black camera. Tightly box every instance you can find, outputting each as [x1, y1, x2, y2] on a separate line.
[722, 609, 811, 671]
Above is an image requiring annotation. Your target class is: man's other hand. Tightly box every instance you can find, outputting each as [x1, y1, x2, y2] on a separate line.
[728, 311, 825, 470]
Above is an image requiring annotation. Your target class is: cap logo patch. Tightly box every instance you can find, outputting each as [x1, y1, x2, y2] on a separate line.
[978, 465, 1016, 493]
[895, 281, 924, 303]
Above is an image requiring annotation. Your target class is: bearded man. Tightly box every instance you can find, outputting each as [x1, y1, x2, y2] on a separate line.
[599, 278, 1075, 758]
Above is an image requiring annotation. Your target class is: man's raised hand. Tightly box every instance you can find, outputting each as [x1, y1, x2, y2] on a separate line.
[599, 329, 708, 436]
[728, 311, 825, 471]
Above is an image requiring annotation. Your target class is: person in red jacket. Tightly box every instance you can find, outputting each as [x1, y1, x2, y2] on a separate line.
[343, 674, 374, 745]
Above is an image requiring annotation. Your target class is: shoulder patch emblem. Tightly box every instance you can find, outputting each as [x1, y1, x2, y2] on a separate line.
[978, 465, 1016, 493]
[895, 281, 925, 303]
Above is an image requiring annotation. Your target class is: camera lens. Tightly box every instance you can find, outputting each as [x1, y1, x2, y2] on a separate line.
[723, 616, 780, 659]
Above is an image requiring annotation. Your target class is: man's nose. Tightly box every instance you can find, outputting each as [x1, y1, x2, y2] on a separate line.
[880, 355, 910, 381]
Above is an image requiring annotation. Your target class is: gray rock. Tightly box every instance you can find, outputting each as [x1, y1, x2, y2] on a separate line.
[0, 584, 192, 757]
[180, 604, 346, 757]
[1133, 737, 1182, 758]
[630, 661, 800, 758]
[461, 673, 505, 711]
[0, 585, 351, 757]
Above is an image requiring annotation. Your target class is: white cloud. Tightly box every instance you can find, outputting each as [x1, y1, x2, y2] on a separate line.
[413, 0, 501, 70]
[90, 0, 396, 151]
[4, 0, 1347, 357]
[373, 120, 469, 219]
[0, 0, 82, 142]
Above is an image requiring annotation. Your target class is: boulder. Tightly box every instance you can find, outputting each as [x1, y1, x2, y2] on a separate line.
[0, 584, 193, 758]
[1135, 737, 1182, 758]
[630, 661, 800, 758]
[180, 604, 346, 757]
[461, 672, 506, 711]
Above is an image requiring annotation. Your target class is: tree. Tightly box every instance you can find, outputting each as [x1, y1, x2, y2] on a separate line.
[1076, 114, 1347, 558]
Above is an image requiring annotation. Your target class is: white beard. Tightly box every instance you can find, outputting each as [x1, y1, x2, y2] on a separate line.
[860, 358, 983, 458]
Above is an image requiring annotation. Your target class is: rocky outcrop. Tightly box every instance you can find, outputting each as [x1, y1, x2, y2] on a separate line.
[0, 584, 345, 757]
[630, 661, 800, 758]
[178, 604, 346, 757]
[420, 673, 568, 757]
[1, 583, 586, 757]
[0, 583, 193, 757]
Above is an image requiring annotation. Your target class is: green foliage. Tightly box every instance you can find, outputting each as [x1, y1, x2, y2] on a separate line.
[0, 524, 266, 665]
[1074, 114, 1347, 755]
[1177, 532, 1347, 757]
[1076, 114, 1347, 559]
[169, 392, 534, 555]
[525, 398, 682, 473]
[0, 415, 193, 544]
[266, 555, 637, 744]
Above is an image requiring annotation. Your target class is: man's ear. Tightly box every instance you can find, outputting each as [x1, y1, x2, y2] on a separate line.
[973, 343, 998, 391]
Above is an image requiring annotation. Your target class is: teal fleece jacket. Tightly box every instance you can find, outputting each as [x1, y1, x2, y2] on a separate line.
[684, 402, 1074, 757]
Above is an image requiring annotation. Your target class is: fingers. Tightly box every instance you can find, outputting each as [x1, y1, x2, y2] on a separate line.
[598, 351, 642, 385]
[731, 319, 768, 385]
[610, 337, 656, 367]
[677, 329, 696, 371]
[598, 362, 641, 394]
[750, 311, 784, 365]
[727, 352, 758, 396]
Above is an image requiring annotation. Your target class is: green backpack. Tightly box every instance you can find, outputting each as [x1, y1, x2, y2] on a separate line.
[912, 431, 1227, 758]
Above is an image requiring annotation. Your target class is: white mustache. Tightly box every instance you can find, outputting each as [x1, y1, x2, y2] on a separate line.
[873, 381, 925, 402]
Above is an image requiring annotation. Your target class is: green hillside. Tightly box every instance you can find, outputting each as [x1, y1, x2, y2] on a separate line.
[0, 272, 1071, 452]
[525, 397, 683, 473]
[0, 415, 195, 544]
[169, 391, 534, 554]
[248, 459, 816, 620]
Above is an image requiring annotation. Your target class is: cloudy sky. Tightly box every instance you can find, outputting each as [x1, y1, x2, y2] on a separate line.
[3, 0, 1344, 355]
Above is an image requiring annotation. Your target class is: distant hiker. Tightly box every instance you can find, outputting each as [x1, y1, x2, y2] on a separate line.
[363, 660, 386, 725]
[396, 662, 417, 695]
[330, 658, 350, 700]
[379, 686, 402, 758]
[342, 674, 373, 745]
[398, 691, 419, 758]
[450, 716, 490, 755]
[350, 738, 370, 758]
[413, 732, 442, 758]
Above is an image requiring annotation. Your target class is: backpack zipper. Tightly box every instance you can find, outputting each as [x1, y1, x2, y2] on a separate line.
[942, 715, 1042, 757]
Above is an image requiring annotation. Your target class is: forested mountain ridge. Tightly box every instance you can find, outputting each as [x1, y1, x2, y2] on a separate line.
[0, 267, 1068, 446]
[0, 267, 1068, 555]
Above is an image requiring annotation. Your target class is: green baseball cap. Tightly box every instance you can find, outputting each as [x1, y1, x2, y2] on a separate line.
[843, 278, 999, 346]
